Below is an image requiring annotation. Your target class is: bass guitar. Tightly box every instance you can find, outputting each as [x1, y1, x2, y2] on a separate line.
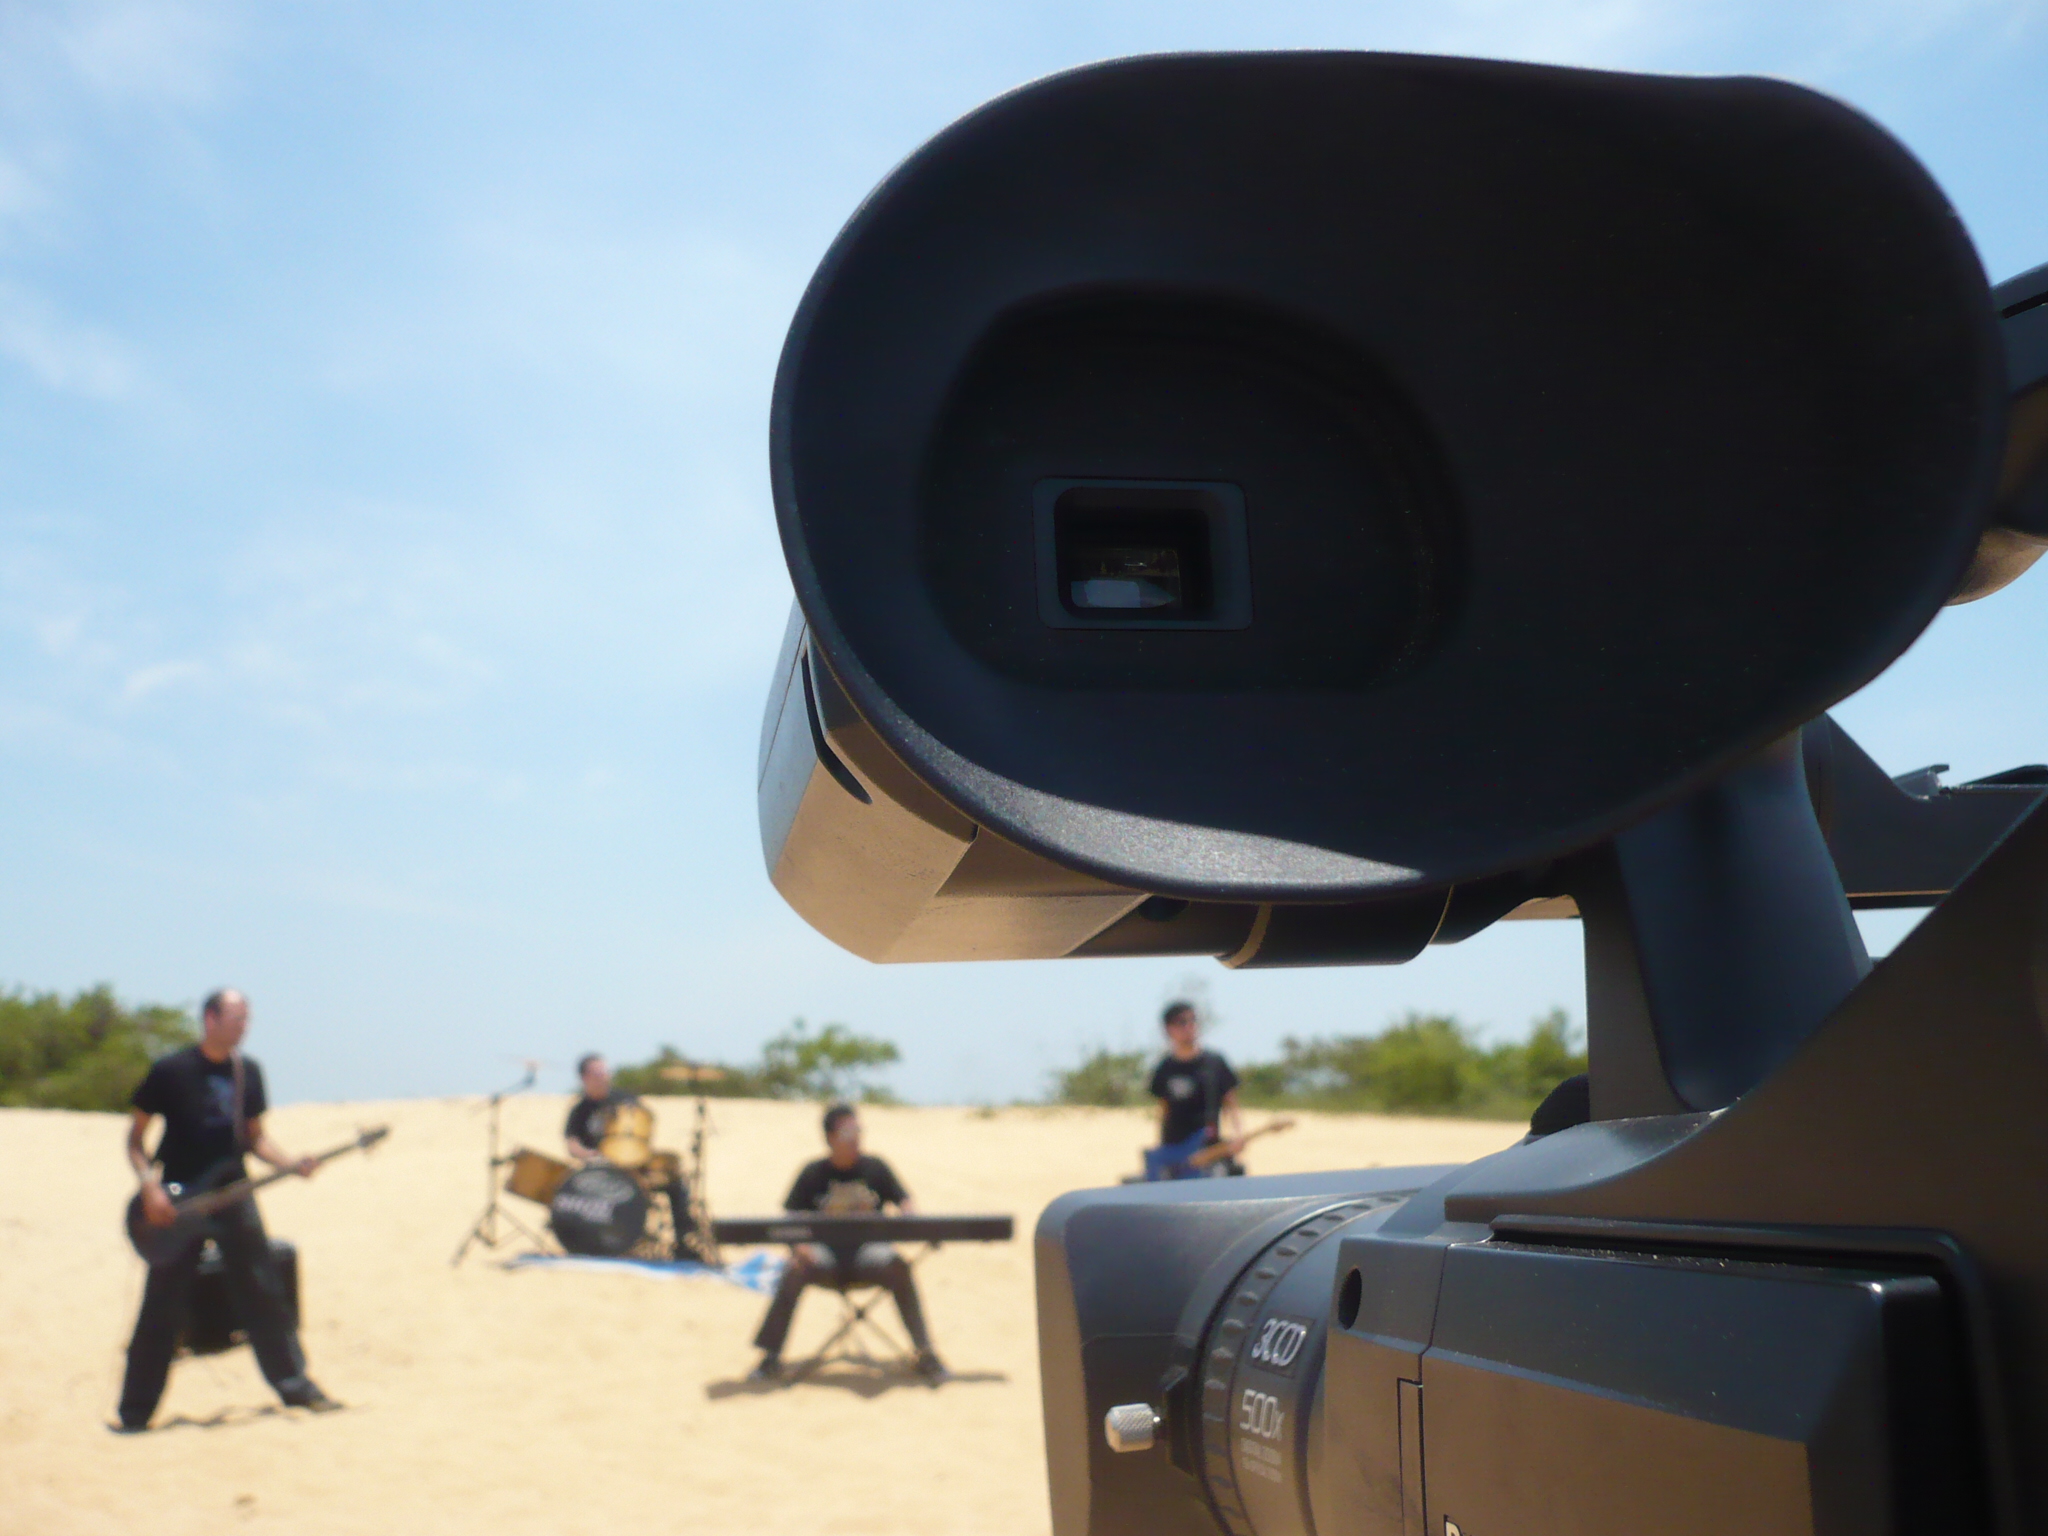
[126, 1125, 390, 1266]
[1142, 1117, 1296, 1181]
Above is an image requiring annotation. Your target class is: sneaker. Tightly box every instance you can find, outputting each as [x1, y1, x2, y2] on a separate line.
[282, 1384, 343, 1413]
[747, 1355, 785, 1384]
[914, 1350, 949, 1385]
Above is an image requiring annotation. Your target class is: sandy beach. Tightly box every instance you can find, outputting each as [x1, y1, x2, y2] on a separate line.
[0, 1097, 1522, 1535]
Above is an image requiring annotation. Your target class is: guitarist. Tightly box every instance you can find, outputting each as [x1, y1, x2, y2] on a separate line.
[116, 988, 337, 1432]
[1145, 1001, 1247, 1181]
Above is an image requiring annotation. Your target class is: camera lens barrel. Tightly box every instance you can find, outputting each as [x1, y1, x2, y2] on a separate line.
[1177, 1199, 1404, 1536]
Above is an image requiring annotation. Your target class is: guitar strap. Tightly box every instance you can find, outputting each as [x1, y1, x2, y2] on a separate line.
[1199, 1053, 1245, 1174]
[231, 1050, 248, 1155]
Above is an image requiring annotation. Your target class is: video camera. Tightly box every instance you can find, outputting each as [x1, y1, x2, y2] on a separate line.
[756, 54, 2048, 1536]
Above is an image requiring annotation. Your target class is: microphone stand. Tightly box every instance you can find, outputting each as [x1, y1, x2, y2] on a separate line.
[687, 1073, 722, 1269]
[451, 1064, 551, 1266]
[657, 1054, 726, 1267]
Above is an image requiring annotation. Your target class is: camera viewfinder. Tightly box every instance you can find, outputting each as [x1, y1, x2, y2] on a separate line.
[1035, 480, 1252, 631]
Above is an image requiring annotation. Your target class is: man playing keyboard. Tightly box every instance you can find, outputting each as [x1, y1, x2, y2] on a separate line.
[749, 1103, 944, 1383]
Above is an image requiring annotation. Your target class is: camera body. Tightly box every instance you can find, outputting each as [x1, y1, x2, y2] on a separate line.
[1038, 794, 2048, 1534]
[758, 51, 2048, 1535]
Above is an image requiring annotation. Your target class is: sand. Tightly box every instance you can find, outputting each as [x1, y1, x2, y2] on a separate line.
[0, 1096, 1522, 1535]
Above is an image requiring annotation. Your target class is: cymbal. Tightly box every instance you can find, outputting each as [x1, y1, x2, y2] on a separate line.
[659, 1064, 727, 1082]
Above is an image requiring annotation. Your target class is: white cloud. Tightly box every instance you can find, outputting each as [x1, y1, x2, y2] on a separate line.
[0, 151, 40, 223]
[33, 611, 86, 656]
[56, 0, 234, 110]
[119, 657, 205, 702]
[411, 630, 496, 686]
[0, 0, 237, 122]
[1207, 0, 2046, 80]
[0, 692, 161, 767]
[0, 531, 122, 675]
[0, 2, 240, 399]
[1793, 0, 2042, 69]
[224, 639, 304, 688]
[1401, 0, 1671, 67]
[0, 283, 143, 398]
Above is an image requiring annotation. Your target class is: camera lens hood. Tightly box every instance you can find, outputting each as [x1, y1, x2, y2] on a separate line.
[772, 53, 2007, 900]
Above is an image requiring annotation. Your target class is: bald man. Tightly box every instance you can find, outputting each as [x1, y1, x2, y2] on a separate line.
[116, 989, 337, 1431]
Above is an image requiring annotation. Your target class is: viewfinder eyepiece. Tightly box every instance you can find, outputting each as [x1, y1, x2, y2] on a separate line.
[1035, 480, 1251, 630]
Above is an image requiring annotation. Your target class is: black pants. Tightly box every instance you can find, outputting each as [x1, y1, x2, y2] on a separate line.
[119, 1197, 311, 1427]
[752, 1243, 932, 1357]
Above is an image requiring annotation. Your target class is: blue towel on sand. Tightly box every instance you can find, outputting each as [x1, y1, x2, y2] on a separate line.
[506, 1251, 785, 1294]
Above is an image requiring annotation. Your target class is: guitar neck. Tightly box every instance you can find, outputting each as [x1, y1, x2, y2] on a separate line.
[180, 1137, 370, 1217]
[1189, 1120, 1294, 1168]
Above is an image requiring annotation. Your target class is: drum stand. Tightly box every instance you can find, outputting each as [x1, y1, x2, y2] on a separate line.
[658, 1058, 725, 1267]
[686, 1088, 722, 1268]
[452, 1065, 552, 1266]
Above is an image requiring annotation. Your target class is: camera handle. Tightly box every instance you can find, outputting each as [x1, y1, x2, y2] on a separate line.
[1568, 731, 1871, 1117]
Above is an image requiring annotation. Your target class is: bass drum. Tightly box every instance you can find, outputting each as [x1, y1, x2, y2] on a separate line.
[549, 1165, 650, 1257]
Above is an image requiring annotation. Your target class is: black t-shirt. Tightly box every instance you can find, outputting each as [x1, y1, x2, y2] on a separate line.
[784, 1154, 908, 1216]
[1150, 1050, 1239, 1145]
[132, 1047, 268, 1185]
[564, 1091, 641, 1150]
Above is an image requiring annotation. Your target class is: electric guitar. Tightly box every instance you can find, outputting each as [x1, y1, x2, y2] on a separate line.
[125, 1126, 390, 1266]
[1142, 1117, 1296, 1181]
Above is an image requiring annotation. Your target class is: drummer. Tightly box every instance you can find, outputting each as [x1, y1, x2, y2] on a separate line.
[566, 1054, 702, 1261]
[565, 1054, 627, 1163]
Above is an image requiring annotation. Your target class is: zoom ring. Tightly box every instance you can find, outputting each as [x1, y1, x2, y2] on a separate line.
[1196, 1201, 1384, 1536]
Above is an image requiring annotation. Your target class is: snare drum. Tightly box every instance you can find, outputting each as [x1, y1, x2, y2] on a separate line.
[505, 1147, 572, 1206]
[643, 1149, 683, 1186]
[597, 1102, 655, 1169]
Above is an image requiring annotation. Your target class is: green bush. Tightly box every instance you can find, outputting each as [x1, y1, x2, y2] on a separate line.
[1496, 1008, 1582, 1106]
[1049, 1009, 1584, 1121]
[1047, 1047, 1152, 1107]
[0, 985, 197, 1112]
[613, 1019, 901, 1104]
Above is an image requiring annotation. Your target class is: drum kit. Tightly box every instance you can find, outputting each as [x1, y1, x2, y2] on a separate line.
[497, 1066, 725, 1264]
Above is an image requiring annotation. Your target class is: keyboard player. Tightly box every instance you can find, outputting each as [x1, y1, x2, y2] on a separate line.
[749, 1103, 943, 1383]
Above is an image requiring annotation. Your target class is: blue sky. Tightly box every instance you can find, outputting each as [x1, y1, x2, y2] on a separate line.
[3, 0, 2045, 1106]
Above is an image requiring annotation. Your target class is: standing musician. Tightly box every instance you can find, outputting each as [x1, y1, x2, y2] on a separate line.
[117, 988, 337, 1432]
[564, 1052, 699, 1259]
[1147, 1000, 1248, 1180]
[749, 1103, 945, 1383]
